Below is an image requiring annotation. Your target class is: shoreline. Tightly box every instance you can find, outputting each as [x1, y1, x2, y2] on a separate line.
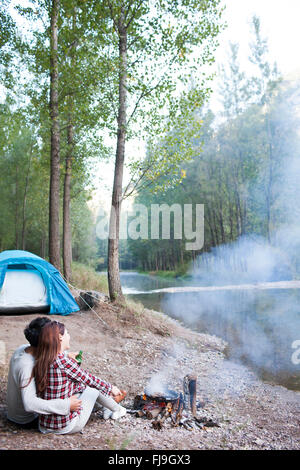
[0, 301, 300, 450]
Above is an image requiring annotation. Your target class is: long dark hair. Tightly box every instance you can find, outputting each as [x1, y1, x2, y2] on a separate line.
[32, 321, 65, 396]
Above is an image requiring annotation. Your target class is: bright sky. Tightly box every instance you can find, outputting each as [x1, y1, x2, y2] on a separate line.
[5, 1, 300, 213]
[218, 0, 300, 77]
[93, 0, 300, 213]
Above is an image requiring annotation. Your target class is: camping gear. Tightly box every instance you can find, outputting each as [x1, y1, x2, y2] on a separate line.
[0, 250, 79, 315]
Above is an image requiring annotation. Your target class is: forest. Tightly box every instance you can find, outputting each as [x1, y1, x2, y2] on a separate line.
[100, 16, 300, 280]
[1, 1, 299, 299]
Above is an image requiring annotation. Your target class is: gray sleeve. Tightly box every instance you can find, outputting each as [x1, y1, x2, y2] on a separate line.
[19, 370, 70, 416]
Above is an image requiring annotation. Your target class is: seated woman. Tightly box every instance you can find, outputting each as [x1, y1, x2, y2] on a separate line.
[28, 320, 126, 434]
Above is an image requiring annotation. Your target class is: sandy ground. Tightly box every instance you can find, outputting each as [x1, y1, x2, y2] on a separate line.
[0, 300, 300, 451]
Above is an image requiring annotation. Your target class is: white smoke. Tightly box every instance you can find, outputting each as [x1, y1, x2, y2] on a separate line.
[161, 80, 300, 390]
[144, 342, 191, 396]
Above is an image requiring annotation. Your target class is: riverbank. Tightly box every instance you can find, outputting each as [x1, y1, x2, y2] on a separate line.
[0, 299, 300, 450]
[137, 268, 191, 281]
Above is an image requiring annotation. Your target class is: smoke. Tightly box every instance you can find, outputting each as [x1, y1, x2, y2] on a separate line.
[144, 342, 192, 396]
[140, 80, 300, 393]
[161, 234, 300, 388]
[187, 235, 293, 285]
[159, 80, 300, 389]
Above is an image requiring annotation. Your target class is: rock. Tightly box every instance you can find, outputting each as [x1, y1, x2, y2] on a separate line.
[254, 438, 264, 447]
[76, 291, 108, 310]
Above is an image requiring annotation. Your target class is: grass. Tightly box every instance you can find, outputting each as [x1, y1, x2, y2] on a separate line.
[139, 267, 192, 281]
[71, 262, 108, 294]
[70, 263, 146, 318]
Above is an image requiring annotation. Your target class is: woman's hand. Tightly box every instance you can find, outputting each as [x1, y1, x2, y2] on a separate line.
[69, 395, 82, 412]
[111, 385, 121, 396]
[67, 351, 79, 361]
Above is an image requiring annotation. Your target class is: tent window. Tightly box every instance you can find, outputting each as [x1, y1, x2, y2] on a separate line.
[7, 264, 37, 271]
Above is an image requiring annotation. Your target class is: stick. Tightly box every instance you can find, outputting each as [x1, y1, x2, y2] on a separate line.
[152, 403, 172, 430]
[188, 375, 197, 416]
[174, 393, 184, 426]
[183, 376, 190, 409]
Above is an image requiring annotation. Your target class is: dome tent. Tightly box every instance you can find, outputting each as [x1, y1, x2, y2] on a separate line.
[0, 250, 79, 315]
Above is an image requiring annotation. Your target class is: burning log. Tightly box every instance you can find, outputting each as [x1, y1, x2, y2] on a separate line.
[152, 403, 172, 431]
[146, 408, 162, 420]
[173, 393, 184, 427]
[133, 390, 179, 410]
[132, 380, 219, 432]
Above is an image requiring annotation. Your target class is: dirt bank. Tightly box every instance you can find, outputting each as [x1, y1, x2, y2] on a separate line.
[0, 300, 299, 450]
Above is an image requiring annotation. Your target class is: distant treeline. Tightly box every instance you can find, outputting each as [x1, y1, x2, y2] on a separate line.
[124, 21, 300, 274]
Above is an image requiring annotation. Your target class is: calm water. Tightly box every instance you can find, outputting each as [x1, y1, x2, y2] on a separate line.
[118, 271, 300, 391]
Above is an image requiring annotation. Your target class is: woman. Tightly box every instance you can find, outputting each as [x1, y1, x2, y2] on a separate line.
[31, 320, 126, 434]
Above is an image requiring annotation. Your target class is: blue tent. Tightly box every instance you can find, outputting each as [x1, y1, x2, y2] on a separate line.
[0, 250, 79, 315]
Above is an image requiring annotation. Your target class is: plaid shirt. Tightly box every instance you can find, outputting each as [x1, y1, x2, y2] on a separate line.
[39, 353, 112, 430]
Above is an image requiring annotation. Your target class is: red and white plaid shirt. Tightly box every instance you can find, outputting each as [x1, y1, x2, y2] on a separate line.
[39, 353, 112, 430]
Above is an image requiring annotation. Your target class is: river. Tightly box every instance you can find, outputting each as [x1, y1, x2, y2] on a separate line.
[116, 271, 300, 391]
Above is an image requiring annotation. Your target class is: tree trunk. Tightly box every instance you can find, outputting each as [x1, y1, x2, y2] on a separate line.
[63, 107, 73, 282]
[63, 10, 76, 283]
[49, 0, 61, 270]
[107, 12, 127, 302]
[21, 142, 33, 250]
[15, 164, 19, 250]
[265, 113, 273, 243]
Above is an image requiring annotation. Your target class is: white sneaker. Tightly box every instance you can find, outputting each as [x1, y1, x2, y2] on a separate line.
[103, 408, 113, 420]
[111, 406, 127, 420]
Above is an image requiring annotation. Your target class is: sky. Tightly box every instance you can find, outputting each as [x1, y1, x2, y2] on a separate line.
[218, 0, 300, 76]
[5, 1, 300, 214]
[92, 0, 300, 214]
[209, 0, 300, 111]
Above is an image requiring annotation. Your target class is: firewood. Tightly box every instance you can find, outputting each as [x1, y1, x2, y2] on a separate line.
[187, 374, 197, 416]
[146, 408, 162, 420]
[135, 410, 145, 418]
[180, 419, 194, 431]
[183, 374, 197, 416]
[203, 418, 220, 428]
[152, 403, 172, 430]
[174, 395, 184, 426]
[126, 409, 140, 414]
[195, 416, 220, 427]
[183, 376, 190, 409]
[194, 421, 205, 430]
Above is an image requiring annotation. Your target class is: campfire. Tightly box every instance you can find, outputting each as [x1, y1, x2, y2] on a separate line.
[131, 375, 220, 431]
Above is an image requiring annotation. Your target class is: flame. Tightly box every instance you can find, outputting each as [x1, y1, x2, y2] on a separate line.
[142, 394, 147, 401]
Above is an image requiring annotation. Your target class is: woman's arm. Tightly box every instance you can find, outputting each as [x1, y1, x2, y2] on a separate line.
[57, 355, 112, 396]
[20, 371, 71, 416]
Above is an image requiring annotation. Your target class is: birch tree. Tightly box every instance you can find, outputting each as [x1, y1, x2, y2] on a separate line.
[97, 0, 224, 301]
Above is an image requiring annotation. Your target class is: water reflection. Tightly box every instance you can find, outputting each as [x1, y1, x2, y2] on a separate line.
[120, 272, 300, 391]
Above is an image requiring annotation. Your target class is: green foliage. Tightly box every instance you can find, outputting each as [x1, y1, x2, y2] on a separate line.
[0, 0, 224, 274]
[71, 261, 108, 293]
[126, 16, 300, 275]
